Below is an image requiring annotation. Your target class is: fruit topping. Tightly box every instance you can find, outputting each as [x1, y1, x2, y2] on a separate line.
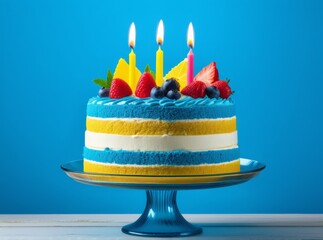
[98, 87, 109, 97]
[181, 81, 207, 98]
[162, 78, 180, 93]
[164, 58, 188, 90]
[213, 80, 232, 99]
[93, 59, 233, 100]
[150, 87, 165, 99]
[135, 72, 156, 98]
[109, 78, 132, 99]
[166, 89, 181, 100]
[194, 62, 219, 86]
[205, 85, 220, 99]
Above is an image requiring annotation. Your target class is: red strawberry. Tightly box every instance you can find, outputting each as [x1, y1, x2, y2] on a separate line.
[135, 72, 156, 98]
[109, 78, 132, 99]
[193, 62, 219, 86]
[213, 80, 231, 99]
[181, 81, 207, 98]
[221, 86, 232, 99]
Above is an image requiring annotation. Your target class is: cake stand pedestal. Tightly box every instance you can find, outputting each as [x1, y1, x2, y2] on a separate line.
[122, 190, 201, 237]
[61, 158, 265, 237]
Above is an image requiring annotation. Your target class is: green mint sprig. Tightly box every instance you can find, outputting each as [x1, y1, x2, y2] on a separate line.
[93, 69, 113, 88]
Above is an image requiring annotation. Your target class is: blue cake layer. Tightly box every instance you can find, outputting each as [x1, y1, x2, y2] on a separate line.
[83, 147, 240, 166]
[87, 96, 235, 120]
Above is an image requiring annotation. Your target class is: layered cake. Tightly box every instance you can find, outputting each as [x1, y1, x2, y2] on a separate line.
[83, 59, 240, 175]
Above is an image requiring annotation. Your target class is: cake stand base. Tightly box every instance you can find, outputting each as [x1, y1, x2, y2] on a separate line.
[61, 159, 266, 237]
[122, 190, 202, 237]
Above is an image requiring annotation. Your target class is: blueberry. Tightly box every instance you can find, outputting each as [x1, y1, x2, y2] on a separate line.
[166, 89, 181, 100]
[99, 87, 109, 97]
[162, 78, 180, 93]
[205, 86, 220, 99]
[150, 87, 165, 99]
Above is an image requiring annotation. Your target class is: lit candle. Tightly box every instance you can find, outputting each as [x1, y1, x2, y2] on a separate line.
[187, 22, 194, 84]
[156, 20, 164, 86]
[128, 22, 136, 91]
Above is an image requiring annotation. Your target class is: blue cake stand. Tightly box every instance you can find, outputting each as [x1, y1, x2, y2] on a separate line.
[61, 158, 265, 237]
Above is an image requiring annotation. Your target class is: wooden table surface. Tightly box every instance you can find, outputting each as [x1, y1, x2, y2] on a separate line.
[1, 214, 323, 239]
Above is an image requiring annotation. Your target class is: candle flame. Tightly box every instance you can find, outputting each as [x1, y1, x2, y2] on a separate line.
[156, 19, 164, 45]
[187, 22, 194, 48]
[128, 22, 136, 48]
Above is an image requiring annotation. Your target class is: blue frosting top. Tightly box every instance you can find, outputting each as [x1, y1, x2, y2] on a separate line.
[86, 96, 235, 120]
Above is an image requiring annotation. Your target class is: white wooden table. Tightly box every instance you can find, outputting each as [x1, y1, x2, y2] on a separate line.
[1, 214, 323, 239]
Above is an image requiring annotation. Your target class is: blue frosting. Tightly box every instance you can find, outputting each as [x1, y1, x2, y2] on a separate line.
[86, 96, 235, 120]
[83, 147, 239, 166]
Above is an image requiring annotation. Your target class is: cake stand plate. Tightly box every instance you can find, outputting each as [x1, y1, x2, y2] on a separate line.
[61, 158, 265, 237]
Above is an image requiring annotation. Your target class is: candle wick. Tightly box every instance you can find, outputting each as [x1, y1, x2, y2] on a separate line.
[129, 40, 135, 49]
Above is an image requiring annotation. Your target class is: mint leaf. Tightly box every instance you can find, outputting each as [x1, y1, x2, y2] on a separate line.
[106, 70, 113, 88]
[93, 78, 108, 88]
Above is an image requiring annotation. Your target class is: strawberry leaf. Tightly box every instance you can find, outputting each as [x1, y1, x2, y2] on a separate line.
[93, 78, 108, 88]
[144, 64, 156, 81]
[144, 64, 151, 73]
[151, 71, 156, 81]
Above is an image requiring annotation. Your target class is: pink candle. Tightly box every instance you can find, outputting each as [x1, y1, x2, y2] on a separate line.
[187, 49, 194, 84]
[187, 22, 194, 84]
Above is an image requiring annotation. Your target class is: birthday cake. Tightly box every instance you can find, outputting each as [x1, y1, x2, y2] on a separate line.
[83, 22, 239, 176]
[83, 59, 240, 176]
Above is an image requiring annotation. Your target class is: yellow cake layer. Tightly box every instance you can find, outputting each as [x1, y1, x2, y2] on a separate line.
[84, 159, 240, 176]
[86, 117, 236, 135]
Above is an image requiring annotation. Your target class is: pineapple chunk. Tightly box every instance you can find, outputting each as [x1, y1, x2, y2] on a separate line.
[164, 58, 188, 90]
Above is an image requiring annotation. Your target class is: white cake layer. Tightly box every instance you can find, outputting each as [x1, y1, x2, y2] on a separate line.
[85, 131, 238, 151]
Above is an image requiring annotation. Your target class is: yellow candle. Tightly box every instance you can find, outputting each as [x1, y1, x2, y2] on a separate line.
[129, 49, 136, 91]
[156, 46, 163, 86]
[155, 20, 164, 86]
[128, 22, 136, 91]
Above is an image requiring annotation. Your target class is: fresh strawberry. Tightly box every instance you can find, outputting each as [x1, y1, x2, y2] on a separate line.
[109, 78, 132, 99]
[135, 72, 156, 98]
[213, 80, 229, 89]
[220, 86, 232, 99]
[213, 80, 231, 99]
[193, 62, 219, 86]
[181, 81, 207, 98]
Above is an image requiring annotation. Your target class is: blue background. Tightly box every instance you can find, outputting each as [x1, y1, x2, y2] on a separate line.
[1, 0, 323, 213]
